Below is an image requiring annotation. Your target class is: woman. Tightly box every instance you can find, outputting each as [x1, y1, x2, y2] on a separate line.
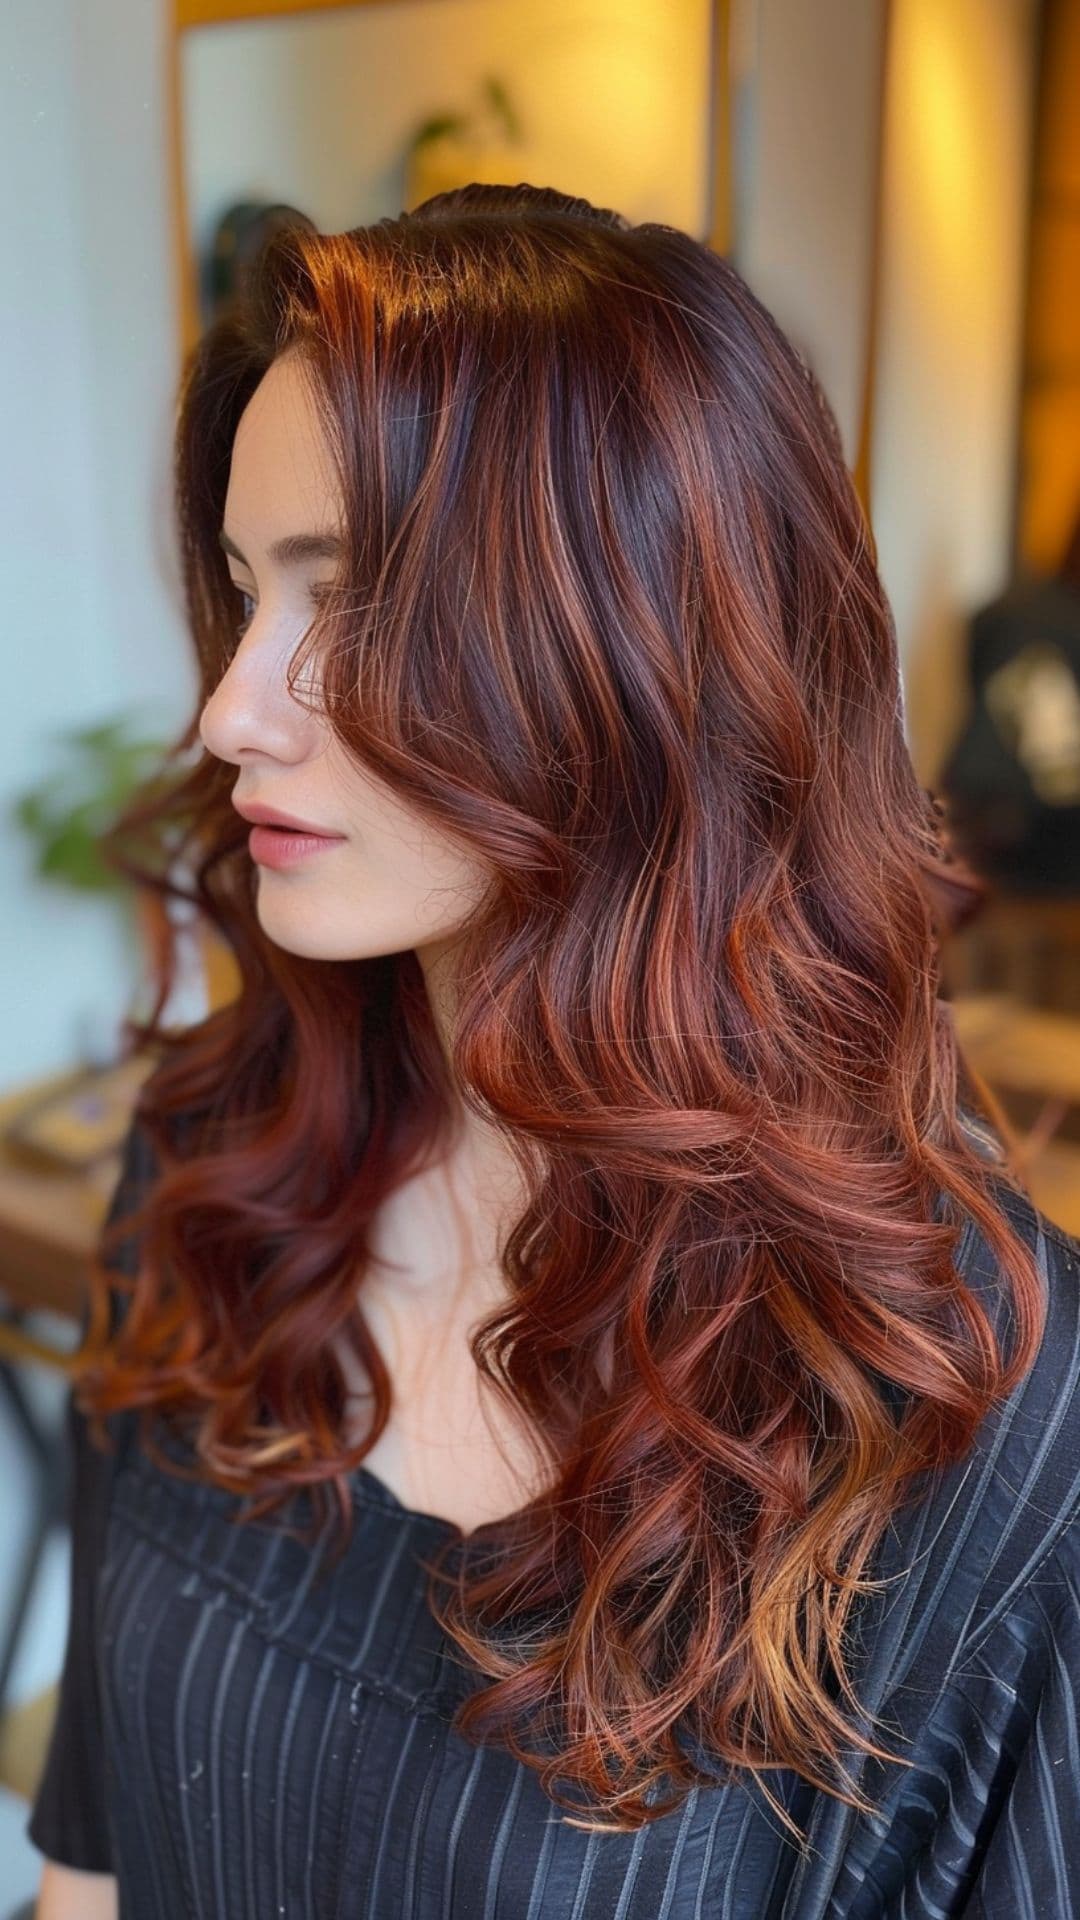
[29, 183, 1080, 1918]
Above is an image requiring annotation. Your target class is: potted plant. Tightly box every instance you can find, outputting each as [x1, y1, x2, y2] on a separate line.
[11, 713, 205, 1062]
[404, 75, 526, 209]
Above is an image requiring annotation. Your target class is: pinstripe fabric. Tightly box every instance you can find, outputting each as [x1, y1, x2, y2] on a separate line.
[26, 1114, 1080, 1917]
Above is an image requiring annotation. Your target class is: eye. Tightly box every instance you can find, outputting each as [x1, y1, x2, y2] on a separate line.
[234, 587, 256, 639]
[229, 579, 335, 643]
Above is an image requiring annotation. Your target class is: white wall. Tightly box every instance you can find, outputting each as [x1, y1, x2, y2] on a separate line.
[732, 0, 889, 464]
[869, 0, 1038, 779]
[3, 0, 191, 1086]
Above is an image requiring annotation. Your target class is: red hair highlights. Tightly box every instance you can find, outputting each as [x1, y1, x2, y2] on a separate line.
[81, 183, 1043, 1834]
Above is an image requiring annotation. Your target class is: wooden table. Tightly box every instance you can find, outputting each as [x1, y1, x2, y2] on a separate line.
[0, 1060, 153, 1323]
[0, 1059, 151, 1725]
[952, 993, 1080, 1106]
[951, 992, 1080, 1236]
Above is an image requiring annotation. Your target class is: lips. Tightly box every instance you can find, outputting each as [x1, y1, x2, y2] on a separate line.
[245, 821, 346, 870]
[233, 801, 344, 838]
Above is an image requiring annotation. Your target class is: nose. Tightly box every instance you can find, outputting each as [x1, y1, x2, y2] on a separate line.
[198, 608, 327, 769]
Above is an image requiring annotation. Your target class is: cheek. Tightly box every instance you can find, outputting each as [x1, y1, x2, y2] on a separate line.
[251, 831, 492, 965]
[339, 787, 489, 897]
[321, 756, 494, 930]
[348, 831, 490, 923]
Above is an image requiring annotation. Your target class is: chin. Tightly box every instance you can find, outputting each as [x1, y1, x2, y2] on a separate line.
[254, 896, 413, 964]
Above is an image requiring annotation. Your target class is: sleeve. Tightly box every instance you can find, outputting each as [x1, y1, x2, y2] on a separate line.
[960, 1548, 1080, 1919]
[25, 1113, 157, 1873]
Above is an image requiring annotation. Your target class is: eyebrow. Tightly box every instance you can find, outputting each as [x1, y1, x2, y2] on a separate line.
[218, 529, 344, 568]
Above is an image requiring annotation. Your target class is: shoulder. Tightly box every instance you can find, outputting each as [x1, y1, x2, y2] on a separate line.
[797, 1181, 1080, 1920]
[950, 1109, 1080, 1495]
[860, 1164, 1080, 1702]
[954, 1167, 1080, 1573]
[960, 1175, 1080, 1613]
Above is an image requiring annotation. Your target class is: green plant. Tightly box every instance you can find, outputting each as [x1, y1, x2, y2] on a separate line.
[407, 73, 524, 159]
[12, 713, 187, 897]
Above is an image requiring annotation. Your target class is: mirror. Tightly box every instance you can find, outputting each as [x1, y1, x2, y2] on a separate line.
[169, 0, 888, 515]
[172, 0, 726, 347]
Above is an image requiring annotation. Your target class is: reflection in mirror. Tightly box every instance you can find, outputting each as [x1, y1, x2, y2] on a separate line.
[177, 0, 718, 337]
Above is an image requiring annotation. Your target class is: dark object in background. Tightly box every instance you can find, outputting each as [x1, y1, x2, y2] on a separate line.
[940, 510, 1080, 895]
[199, 199, 318, 331]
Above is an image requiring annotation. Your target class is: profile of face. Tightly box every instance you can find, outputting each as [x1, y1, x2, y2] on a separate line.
[198, 352, 492, 974]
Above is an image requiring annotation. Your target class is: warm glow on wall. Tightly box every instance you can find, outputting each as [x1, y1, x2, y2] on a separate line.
[869, 0, 1035, 780]
[908, 7, 989, 311]
[1018, 0, 1080, 573]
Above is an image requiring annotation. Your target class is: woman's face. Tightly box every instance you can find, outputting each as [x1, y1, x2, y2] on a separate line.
[199, 350, 491, 971]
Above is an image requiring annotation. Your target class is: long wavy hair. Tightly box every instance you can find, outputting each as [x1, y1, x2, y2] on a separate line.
[80, 181, 1044, 1835]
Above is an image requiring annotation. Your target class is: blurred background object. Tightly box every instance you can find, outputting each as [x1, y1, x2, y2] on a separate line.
[199, 196, 318, 329]
[404, 72, 527, 208]
[2, 0, 1079, 1904]
[938, 506, 1080, 902]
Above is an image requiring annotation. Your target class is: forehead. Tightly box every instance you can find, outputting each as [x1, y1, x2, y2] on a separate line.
[224, 352, 341, 544]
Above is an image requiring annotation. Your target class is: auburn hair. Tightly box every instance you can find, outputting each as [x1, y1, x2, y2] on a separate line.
[80, 181, 1043, 1835]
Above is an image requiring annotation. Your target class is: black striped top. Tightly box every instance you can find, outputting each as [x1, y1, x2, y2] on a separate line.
[26, 1113, 1080, 1917]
